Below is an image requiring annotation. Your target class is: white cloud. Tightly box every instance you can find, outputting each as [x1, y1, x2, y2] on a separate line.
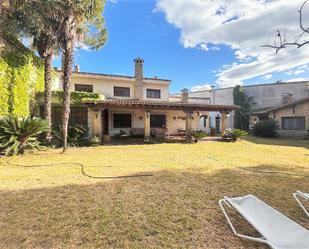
[211, 46, 220, 51]
[286, 78, 307, 82]
[190, 84, 212, 92]
[285, 64, 308, 75]
[156, 0, 309, 87]
[263, 74, 272, 80]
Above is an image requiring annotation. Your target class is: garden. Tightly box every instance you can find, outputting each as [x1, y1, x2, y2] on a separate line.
[0, 136, 308, 248]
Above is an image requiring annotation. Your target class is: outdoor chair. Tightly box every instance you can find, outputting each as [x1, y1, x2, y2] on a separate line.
[293, 191, 309, 217]
[219, 194, 309, 249]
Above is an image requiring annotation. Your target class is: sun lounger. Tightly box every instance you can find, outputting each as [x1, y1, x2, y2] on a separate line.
[293, 191, 309, 217]
[219, 194, 309, 249]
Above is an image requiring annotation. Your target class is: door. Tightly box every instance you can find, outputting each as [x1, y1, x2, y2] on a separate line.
[101, 109, 109, 135]
[215, 116, 220, 133]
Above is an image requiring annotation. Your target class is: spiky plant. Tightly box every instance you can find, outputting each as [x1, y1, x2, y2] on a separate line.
[0, 115, 48, 156]
[222, 128, 246, 142]
[187, 129, 207, 143]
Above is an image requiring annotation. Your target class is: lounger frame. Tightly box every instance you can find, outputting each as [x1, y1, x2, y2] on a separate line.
[219, 196, 270, 246]
[293, 191, 309, 217]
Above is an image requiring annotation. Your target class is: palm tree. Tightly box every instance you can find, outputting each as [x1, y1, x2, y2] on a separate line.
[55, 0, 107, 152]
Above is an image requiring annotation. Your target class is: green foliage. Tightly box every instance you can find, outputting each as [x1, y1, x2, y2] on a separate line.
[233, 85, 255, 130]
[210, 127, 216, 136]
[90, 136, 101, 146]
[36, 91, 104, 105]
[252, 119, 279, 138]
[222, 128, 247, 142]
[0, 41, 44, 117]
[187, 129, 207, 143]
[0, 115, 48, 156]
[52, 124, 89, 147]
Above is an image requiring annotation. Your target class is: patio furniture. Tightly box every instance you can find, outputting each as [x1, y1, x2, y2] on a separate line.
[293, 191, 309, 217]
[130, 128, 144, 138]
[114, 130, 129, 143]
[177, 128, 186, 137]
[219, 194, 309, 249]
[151, 128, 166, 141]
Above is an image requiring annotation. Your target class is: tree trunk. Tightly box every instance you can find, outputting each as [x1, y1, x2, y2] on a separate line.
[62, 41, 73, 153]
[44, 53, 53, 143]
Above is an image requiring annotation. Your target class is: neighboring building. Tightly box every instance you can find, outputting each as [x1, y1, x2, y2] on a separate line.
[251, 97, 309, 138]
[51, 58, 236, 139]
[187, 81, 309, 138]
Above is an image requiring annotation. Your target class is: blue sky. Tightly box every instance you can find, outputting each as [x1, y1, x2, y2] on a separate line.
[54, 0, 309, 93]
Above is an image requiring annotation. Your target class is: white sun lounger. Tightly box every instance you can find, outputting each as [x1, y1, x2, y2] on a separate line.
[219, 194, 309, 249]
[293, 191, 309, 217]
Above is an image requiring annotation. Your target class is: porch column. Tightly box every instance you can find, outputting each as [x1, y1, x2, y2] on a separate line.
[185, 110, 192, 142]
[144, 110, 150, 138]
[221, 111, 228, 135]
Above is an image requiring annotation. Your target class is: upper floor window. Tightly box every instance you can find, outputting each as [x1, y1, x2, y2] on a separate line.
[282, 116, 305, 130]
[114, 86, 130, 97]
[75, 84, 93, 92]
[147, 89, 161, 99]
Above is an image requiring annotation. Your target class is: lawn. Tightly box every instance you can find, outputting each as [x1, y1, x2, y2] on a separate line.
[0, 136, 308, 249]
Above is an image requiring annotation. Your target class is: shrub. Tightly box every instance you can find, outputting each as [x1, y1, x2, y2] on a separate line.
[0, 115, 48, 156]
[210, 127, 216, 136]
[187, 129, 207, 143]
[52, 125, 89, 147]
[90, 136, 101, 146]
[252, 119, 279, 138]
[222, 128, 246, 141]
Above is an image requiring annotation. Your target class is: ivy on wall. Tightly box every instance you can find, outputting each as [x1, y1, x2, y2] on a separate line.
[233, 85, 255, 130]
[36, 91, 104, 106]
[0, 35, 44, 117]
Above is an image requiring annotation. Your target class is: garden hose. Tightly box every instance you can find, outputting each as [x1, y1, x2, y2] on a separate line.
[4, 161, 153, 179]
[206, 156, 307, 177]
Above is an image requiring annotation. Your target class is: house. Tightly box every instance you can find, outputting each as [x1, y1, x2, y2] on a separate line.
[50, 58, 237, 140]
[184, 81, 309, 138]
[251, 97, 309, 137]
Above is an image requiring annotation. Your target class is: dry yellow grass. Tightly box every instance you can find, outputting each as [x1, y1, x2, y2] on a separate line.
[0, 136, 308, 248]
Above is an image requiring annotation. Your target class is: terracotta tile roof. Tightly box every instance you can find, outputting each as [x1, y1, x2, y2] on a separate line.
[84, 98, 238, 112]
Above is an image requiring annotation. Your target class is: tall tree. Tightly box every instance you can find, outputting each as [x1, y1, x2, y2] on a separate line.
[233, 85, 255, 130]
[55, 0, 107, 152]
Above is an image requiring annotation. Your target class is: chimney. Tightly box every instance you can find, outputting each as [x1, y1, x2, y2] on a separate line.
[134, 57, 144, 99]
[74, 65, 80, 72]
[181, 88, 189, 103]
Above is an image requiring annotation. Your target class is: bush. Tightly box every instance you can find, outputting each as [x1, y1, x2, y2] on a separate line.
[187, 129, 207, 143]
[210, 127, 216, 136]
[90, 136, 101, 146]
[222, 128, 246, 141]
[52, 125, 89, 147]
[252, 119, 279, 138]
[0, 115, 48, 156]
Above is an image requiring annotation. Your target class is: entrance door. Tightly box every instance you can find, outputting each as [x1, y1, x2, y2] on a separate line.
[215, 116, 220, 133]
[101, 109, 109, 135]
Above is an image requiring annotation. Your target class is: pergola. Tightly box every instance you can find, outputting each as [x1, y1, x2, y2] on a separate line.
[85, 98, 238, 139]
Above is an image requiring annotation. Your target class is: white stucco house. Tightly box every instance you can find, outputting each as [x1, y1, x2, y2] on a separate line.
[50, 58, 237, 140]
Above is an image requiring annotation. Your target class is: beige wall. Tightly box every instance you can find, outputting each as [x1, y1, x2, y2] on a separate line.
[269, 101, 309, 137]
[53, 73, 169, 101]
[88, 108, 208, 137]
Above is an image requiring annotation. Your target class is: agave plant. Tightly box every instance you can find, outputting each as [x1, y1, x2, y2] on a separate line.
[222, 128, 246, 142]
[0, 115, 48, 156]
[187, 129, 207, 143]
[52, 124, 88, 147]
